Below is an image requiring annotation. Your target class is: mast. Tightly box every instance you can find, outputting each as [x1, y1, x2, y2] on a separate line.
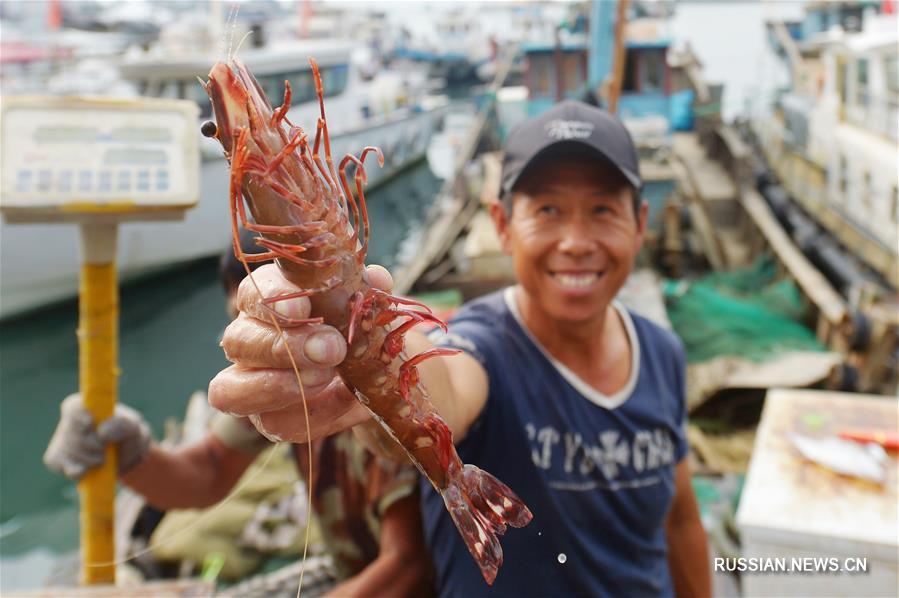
[608, 0, 629, 113]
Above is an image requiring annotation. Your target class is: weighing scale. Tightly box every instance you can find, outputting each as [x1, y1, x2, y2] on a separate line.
[0, 96, 200, 585]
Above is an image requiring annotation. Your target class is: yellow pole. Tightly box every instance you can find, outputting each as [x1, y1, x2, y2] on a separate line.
[77, 223, 118, 585]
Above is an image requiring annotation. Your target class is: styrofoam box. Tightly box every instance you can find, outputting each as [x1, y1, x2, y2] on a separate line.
[736, 389, 898, 597]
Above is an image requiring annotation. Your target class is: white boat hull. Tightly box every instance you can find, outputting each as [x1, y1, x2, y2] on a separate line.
[0, 107, 444, 319]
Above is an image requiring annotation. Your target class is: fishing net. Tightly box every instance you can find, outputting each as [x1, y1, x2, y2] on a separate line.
[664, 255, 825, 363]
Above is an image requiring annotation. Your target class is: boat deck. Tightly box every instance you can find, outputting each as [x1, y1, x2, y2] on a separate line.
[671, 132, 750, 270]
[673, 132, 738, 204]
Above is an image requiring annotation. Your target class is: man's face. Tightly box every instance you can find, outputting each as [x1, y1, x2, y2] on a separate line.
[492, 155, 647, 326]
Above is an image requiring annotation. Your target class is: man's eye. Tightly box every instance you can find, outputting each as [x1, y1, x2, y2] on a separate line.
[537, 205, 557, 215]
[593, 205, 612, 215]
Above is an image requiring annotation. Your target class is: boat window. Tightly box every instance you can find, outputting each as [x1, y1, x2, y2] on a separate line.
[321, 64, 349, 97]
[837, 59, 849, 109]
[158, 80, 183, 99]
[622, 49, 638, 93]
[529, 54, 553, 98]
[886, 56, 898, 94]
[839, 156, 848, 194]
[856, 58, 869, 105]
[285, 70, 316, 104]
[641, 49, 666, 94]
[562, 52, 585, 96]
[257, 75, 285, 105]
[862, 171, 872, 211]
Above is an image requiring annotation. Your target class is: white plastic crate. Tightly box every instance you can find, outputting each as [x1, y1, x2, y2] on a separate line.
[736, 388, 898, 597]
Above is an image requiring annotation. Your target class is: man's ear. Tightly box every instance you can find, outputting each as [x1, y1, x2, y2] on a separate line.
[634, 198, 649, 249]
[489, 200, 512, 254]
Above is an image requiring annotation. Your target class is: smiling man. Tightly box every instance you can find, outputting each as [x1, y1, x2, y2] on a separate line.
[208, 100, 710, 596]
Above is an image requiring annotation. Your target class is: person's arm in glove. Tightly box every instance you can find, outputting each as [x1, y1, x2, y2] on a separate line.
[44, 394, 262, 510]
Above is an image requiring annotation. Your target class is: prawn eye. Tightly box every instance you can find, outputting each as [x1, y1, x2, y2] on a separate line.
[201, 121, 218, 138]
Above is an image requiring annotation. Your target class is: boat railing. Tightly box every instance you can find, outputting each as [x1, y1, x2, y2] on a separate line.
[753, 116, 898, 287]
[847, 92, 899, 142]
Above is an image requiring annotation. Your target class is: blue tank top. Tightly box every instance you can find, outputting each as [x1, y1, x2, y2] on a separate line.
[422, 288, 688, 597]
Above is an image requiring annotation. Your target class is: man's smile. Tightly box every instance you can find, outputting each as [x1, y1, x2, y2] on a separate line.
[548, 270, 605, 292]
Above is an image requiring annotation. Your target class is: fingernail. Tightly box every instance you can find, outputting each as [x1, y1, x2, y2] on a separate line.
[300, 368, 332, 386]
[304, 331, 342, 364]
[274, 298, 305, 320]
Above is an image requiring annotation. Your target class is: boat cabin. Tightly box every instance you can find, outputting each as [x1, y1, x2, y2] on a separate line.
[521, 20, 693, 133]
[118, 41, 353, 118]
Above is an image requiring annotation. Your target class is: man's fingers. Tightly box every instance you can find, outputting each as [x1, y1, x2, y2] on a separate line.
[45, 441, 104, 480]
[237, 263, 312, 325]
[61, 395, 97, 431]
[364, 264, 393, 293]
[222, 317, 346, 369]
[70, 443, 106, 468]
[208, 365, 338, 416]
[250, 380, 371, 443]
[96, 416, 137, 444]
[63, 461, 87, 480]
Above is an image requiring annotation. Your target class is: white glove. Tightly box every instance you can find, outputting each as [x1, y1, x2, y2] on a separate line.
[43, 394, 152, 480]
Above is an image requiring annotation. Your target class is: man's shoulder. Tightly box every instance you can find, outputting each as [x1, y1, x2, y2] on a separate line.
[430, 289, 512, 366]
[627, 308, 686, 365]
[450, 288, 509, 324]
[438, 288, 511, 340]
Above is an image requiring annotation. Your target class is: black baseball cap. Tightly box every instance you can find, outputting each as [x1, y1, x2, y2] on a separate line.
[500, 100, 642, 200]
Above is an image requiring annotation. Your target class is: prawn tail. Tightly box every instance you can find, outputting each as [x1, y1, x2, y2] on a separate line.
[442, 464, 533, 585]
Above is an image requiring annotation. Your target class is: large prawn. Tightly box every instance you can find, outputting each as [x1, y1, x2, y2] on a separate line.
[201, 57, 532, 584]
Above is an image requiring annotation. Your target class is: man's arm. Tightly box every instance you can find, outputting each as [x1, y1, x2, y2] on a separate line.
[323, 492, 432, 598]
[349, 328, 489, 459]
[666, 459, 711, 598]
[45, 395, 261, 509]
[121, 435, 258, 510]
[402, 329, 489, 442]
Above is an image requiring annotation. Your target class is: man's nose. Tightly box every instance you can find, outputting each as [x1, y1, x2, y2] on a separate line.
[556, 218, 595, 256]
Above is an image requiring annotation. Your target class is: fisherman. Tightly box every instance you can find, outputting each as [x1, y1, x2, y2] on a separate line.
[43, 230, 431, 596]
[208, 100, 711, 596]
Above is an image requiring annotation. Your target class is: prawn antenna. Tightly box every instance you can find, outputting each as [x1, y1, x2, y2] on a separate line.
[232, 29, 254, 60]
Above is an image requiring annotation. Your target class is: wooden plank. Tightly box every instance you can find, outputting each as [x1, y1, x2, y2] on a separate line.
[670, 158, 727, 270]
[715, 124, 750, 183]
[716, 125, 750, 161]
[673, 132, 737, 202]
[741, 188, 848, 327]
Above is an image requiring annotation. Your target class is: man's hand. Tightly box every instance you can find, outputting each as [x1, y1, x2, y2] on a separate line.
[44, 394, 151, 480]
[208, 264, 393, 443]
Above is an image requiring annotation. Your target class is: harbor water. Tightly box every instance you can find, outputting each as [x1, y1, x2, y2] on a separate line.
[0, 159, 441, 590]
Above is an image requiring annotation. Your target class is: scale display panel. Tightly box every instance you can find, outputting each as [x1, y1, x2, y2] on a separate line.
[1, 97, 199, 214]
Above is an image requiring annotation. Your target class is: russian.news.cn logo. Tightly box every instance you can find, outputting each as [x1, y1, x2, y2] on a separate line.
[715, 557, 869, 574]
